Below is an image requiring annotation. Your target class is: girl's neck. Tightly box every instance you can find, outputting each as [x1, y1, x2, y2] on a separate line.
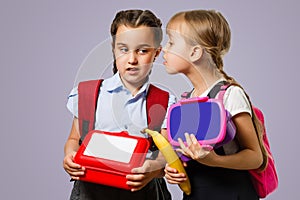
[186, 64, 223, 97]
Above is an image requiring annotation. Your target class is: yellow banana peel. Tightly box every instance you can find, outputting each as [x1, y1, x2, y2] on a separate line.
[144, 129, 191, 195]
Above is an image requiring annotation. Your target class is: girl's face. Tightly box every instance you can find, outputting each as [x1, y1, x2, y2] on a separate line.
[113, 25, 160, 88]
[163, 22, 192, 74]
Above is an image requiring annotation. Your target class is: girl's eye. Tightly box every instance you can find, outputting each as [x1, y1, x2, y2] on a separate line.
[168, 41, 174, 46]
[165, 40, 173, 49]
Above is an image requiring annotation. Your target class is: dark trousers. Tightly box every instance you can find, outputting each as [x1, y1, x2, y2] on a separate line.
[70, 178, 171, 200]
[183, 161, 259, 200]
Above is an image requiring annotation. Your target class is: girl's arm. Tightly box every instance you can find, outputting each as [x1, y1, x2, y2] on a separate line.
[63, 118, 85, 179]
[191, 112, 263, 170]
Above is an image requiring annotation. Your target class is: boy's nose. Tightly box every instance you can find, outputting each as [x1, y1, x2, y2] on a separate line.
[128, 51, 138, 65]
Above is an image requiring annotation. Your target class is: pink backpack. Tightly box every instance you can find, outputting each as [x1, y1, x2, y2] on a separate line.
[217, 83, 279, 198]
[249, 107, 278, 198]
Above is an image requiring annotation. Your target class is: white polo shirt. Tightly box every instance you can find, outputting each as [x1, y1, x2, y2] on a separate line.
[67, 72, 176, 138]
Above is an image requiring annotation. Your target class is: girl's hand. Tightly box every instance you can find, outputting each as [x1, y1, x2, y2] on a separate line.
[63, 151, 85, 180]
[177, 133, 212, 161]
[164, 163, 187, 184]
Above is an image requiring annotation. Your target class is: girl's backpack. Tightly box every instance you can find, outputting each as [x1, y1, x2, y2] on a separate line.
[209, 82, 279, 198]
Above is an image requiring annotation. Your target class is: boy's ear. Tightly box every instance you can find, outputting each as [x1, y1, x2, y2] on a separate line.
[189, 45, 203, 62]
[154, 46, 162, 58]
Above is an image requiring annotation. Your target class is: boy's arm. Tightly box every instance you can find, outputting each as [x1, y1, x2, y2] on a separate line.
[63, 118, 85, 179]
[125, 129, 168, 191]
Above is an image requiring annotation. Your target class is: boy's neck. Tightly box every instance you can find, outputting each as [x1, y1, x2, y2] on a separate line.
[120, 78, 145, 96]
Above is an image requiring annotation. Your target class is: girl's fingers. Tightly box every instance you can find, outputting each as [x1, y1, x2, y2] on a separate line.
[175, 148, 188, 156]
[178, 138, 186, 150]
[190, 134, 198, 145]
[164, 168, 187, 184]
[184, 132, 192, 146]
[179, 136, 193, 156]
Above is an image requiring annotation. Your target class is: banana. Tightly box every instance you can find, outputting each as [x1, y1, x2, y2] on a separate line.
[144, 129, 191, 195]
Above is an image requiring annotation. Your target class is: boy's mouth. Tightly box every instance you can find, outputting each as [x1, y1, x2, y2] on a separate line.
[126, 67, 139, 71]
[126, 67, 140, 75]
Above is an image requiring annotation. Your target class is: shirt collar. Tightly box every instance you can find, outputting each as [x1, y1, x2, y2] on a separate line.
[104, 72, 124, 92]
[104, 72, 150, 97]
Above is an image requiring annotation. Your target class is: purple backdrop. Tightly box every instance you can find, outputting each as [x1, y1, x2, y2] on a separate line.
[0, 0, 299, 199]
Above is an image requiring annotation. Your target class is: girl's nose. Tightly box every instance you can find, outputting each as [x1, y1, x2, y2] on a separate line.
[128, 51, 138, 65]
[162, 45, 167, 53]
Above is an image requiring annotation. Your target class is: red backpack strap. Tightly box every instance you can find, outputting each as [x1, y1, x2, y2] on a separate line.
[146, 84, 169, 131]
[146, 84, 169, 152]
[78, 79, 103, 143]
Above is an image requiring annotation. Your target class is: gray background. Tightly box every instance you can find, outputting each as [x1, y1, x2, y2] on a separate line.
[0, 0, 299, 199]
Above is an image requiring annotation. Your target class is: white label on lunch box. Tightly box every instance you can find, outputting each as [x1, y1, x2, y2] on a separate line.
[83, 133, 138, 163]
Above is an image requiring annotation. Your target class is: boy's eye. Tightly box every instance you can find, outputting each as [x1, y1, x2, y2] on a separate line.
[120, 47, 129, 53]
[137, 48, 150, 55]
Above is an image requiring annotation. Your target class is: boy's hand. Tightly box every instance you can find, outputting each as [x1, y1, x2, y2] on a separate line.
[63, 151, 85, 180]
[126, 159, 162, 192]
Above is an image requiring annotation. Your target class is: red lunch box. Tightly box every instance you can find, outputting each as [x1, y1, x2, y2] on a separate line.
[74, 130, 150, 190]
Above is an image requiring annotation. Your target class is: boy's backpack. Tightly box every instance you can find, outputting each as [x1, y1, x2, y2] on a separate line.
[208, 82, 278, 198]
[77, 79, 169, 149]
[75, 79, 172, 200]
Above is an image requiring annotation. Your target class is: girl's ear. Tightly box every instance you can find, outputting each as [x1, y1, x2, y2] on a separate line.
[190, 45, 203, 62]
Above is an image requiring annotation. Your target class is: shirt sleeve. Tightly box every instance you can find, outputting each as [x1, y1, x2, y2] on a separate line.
[223, 86, 252, 117]
[66, 87, 79, 117]
[161, 94, 177, 129]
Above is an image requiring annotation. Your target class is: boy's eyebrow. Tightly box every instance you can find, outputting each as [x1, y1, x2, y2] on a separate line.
[116, 43, 154, 48]
[116, 42, 127, 46]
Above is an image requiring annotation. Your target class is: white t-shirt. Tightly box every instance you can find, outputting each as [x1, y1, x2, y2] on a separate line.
[197, 79, 252, 118]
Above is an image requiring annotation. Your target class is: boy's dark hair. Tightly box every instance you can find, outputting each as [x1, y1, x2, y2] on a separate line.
[110, 9, 162, 74]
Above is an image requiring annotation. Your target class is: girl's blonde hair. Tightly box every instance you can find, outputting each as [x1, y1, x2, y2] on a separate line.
[168, 10, 268, 171]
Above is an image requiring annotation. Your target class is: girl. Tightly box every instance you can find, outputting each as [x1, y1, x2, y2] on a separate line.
[162, 10, 268, 200]
[63, 9, 174, 200]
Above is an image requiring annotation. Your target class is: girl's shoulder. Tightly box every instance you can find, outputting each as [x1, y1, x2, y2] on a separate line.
[223, 85, 252, 117]
[224, 85, 245, 97]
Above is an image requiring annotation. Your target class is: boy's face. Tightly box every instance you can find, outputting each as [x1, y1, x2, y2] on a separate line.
[113, 25, 160, 90]
[163, 22, 192, 74]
